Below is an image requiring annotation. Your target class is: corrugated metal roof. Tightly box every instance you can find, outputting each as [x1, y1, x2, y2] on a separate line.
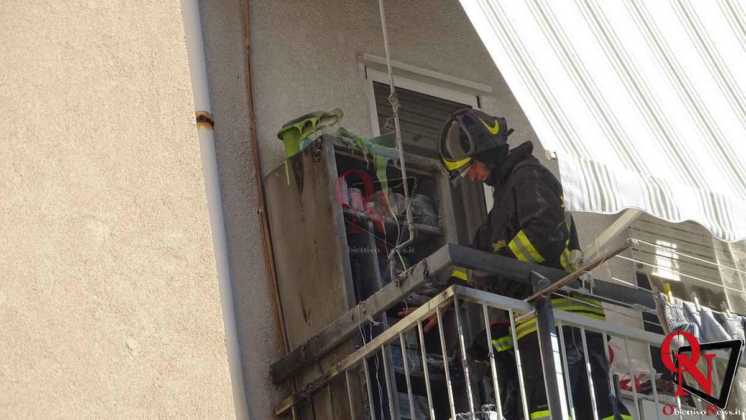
[460, 0, 746, 241]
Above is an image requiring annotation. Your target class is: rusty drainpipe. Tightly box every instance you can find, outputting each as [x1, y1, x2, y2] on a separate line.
[181, 0, 251, 418]
[240, 0, 291, 357]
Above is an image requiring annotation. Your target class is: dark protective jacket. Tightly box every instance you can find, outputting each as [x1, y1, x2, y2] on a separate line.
[464, 142, 631, 420]
[470, 142, 579, 286]
[466, 140, 600, 338]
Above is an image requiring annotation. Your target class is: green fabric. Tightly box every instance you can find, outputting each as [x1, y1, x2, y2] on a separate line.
[276, 108, 343, 158]
[375, 154, 389, 197]
[368, 133, 396, 148]
[336, 128, 394, 199]
[278, 117, 398, 200]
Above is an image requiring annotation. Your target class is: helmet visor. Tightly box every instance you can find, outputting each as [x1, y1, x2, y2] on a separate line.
[449, 161, 474, 182]
[441, 119, 473, 172]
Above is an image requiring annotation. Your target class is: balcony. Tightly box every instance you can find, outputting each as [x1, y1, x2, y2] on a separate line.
[272, 244, 737, 419]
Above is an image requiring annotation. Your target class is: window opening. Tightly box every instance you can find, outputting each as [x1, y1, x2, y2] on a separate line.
[372, 83, 475, 159]
[364, 67, 488, 243]
[652, 239, 680, 282]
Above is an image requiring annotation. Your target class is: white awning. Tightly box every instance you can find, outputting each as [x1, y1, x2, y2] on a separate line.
[460, 0, 746, 241]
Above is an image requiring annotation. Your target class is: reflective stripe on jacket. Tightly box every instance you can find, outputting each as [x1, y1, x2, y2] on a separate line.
[476, 142, 604, 351]
[473, 141, 580, 273]
[491, 294, 605, 352]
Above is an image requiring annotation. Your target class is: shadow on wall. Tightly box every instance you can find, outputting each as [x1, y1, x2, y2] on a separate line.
[198, 0, 287, 419]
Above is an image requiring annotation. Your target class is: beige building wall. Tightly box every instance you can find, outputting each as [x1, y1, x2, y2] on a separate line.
[0, 0, 639, 418]
[251, 0, 528, 175]
[1, 1, 238, 417]
[249, 0, 631, 282]
[199, 0, 285, 418]
[247, 0, 634, 416]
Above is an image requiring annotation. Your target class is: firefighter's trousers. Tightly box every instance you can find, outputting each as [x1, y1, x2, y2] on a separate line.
[491, 324, 631, 420]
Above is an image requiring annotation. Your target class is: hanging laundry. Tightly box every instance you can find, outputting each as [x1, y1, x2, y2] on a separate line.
[656, 294, 738, 342]
[655, 293, 746, 410]
[336, 127, 395, 199]
[717, 312, 746, 341]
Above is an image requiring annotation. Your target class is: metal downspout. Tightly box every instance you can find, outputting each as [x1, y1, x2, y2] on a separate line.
[181, 1, 250, 418]
[240, 0, 290, 355]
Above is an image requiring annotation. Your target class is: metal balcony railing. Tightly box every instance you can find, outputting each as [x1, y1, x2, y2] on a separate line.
[276, 283, 724, 419]
[273, 244, 739, 419]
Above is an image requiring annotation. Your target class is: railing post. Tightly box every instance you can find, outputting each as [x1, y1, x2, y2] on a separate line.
[532, 272, 569, 419]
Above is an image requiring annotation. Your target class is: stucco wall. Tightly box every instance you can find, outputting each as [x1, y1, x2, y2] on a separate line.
[247, 0, 632, 416]
[1, 1, 237, 417]
[251, 0, 539, 176]
[200, 0, 285, 419]
[0, 0, 637, 418]
[249, 0, 626, 270]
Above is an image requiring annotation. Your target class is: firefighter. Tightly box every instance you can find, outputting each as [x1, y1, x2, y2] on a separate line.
[440, 109, 630, 420]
